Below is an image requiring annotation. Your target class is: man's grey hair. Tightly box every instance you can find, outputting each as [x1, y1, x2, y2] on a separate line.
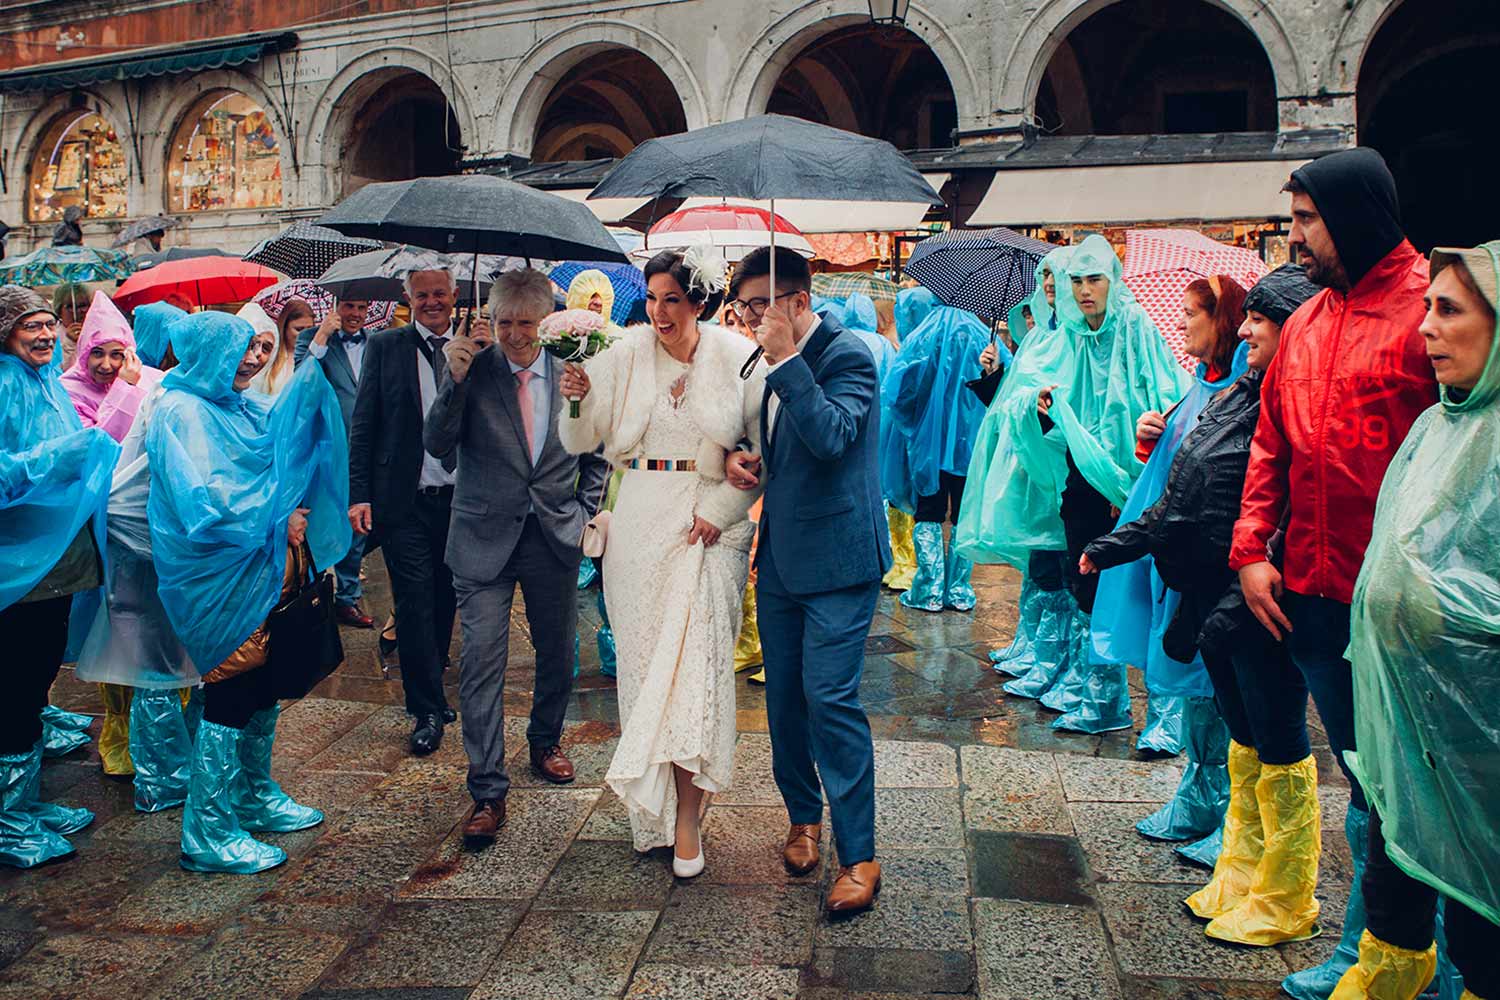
[402, 268, 457, 300]
[488, 268, 556, 323]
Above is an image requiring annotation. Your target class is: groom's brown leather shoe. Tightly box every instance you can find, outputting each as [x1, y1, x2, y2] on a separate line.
[463, 799, 505, 849]
[530, 745, 575, 784]
[826, 860, 881, 914]
[783, 823, 821, 875]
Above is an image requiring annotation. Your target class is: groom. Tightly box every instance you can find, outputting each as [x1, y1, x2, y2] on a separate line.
[726, 247, 890, 915]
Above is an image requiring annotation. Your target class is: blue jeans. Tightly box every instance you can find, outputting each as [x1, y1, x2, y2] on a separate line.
[334, 533, 366, 608]
[1201, 624, 1311, 766]
[1282, 591, 1365, 810]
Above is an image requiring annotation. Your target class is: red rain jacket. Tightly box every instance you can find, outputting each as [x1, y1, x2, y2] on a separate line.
[1230, 241, 1436, 604]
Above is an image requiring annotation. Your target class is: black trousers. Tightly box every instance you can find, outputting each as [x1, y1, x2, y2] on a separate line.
[1200, 627, 1311, 765]
[1364, 806, 1499, 996]
[381, 487, 457, 720]
[0, 596, 71, 756]
[202, 665, 278, 730]
[1060, 458, 1115, 614]
[1028, 549, 1071, 594]
[914, 472, 965, 524]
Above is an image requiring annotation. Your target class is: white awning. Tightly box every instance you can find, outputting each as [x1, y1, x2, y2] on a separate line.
[678, 196, 933, 234]
[550, 188, 648, 224]
[922, 172, 951, 193]
[969, 159, 1308, 227]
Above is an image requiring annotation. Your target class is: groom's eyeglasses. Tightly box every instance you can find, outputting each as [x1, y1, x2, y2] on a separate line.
[729, 291, 798, 318]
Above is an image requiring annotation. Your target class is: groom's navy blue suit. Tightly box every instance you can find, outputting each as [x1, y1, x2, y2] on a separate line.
[756, 308, 890, 866]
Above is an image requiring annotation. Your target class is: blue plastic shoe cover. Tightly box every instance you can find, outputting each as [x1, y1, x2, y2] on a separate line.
[1137, 693, 1187, 756]
[230, 706, 323, 833]
[22, 741, 93, 835]
[180, 721, 287, 874]
[1005, 590, 1076, 700]
[944, 540, 975, 612]
[130, 688, 192, 813]
[1136, 696, 1230, 839]
[900, 523, 947, 612]
[0, 750, 76, 868]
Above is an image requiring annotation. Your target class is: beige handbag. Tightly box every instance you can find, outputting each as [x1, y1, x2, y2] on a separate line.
[580, 470, 612, 558]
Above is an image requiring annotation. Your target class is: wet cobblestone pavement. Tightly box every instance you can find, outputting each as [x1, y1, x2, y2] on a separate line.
[3, 561, 1353, 999]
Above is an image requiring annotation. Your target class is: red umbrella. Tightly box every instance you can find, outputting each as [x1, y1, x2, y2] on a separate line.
[113, 256, 285, 312]
[1122, 229, 1269, 369]
[635, 203, 816, 262]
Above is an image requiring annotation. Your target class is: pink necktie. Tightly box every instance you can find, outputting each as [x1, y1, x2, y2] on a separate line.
[515, 369, 537, 462]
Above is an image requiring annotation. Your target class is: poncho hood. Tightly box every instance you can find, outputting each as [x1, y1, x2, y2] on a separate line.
[843, 293, 879, 334]
[67, 292, 135, 381]
[894, 287, 939, 342]
[161, 310, 256, 406]
[1429, 240, 1500, 413]
[1289, 147, 1405, 288]
[130, 301, 186, 369]
[565, 269, 615, 320]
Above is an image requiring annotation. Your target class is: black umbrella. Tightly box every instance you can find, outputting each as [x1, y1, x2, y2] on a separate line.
[316, 246, 520, 305]
[243, 221, 382, 279]
[132, 246, 233, 270]
[904, 228, 1058, 322]
[589, 115, 943, 375]
[110, 215, 180, 249]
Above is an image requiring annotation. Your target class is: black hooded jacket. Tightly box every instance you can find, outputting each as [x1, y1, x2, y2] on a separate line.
[1289, 147, 1404, 288]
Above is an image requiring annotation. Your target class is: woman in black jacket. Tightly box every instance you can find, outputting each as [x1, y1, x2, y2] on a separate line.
[1081, 265, 1324, 949]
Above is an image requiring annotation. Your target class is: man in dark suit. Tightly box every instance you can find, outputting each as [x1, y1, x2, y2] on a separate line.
[424, 268, 610, 846]
[348, 270, 463, 755]
[726, 247, 891, 916]
[295, 297, 374, 628]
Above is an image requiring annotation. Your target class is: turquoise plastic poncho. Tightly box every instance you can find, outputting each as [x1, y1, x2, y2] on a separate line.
[131, 301, 186, 369]
[894, 287, 940, 343]
[146, 311, 350, 673]
[0, 349, 118, 612]
[841, 293, 896, 383]
[1091, 341, 1250, 698]
[954, 249, 1076, 567]
[880, 301, 993, 513]
[1345, 242, 1500, 926]
[1045, 235, 1191, 508]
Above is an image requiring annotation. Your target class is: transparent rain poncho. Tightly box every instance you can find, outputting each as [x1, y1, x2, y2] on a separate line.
[840, 293, 896, 383]
[146, 311, 351, 673]
[879, 300, 992, 514]
[129, 301, 187, 370]
[954, 248, 1075, 568]
[1345, 243, 1500, 926]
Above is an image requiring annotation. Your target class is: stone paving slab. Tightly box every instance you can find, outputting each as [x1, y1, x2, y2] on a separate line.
[698, 805, 828, 887]
[1057, 753, 1186, 803]
[317, 899, 526, 990]
[960, 745, 1074, 835]
[469, 909, 656, 1000]
[1069, 801, 1208, 885]
[108, 864, 281, 934]
[644, 882, 820, 966]
[873, 739, 960, 788]
[624, 964, 800, 999]
[534, 839, 675, 911]
[874, 787, 967, 849]
[712, 732, 784, 807]
[0, 931, 201, 1000]
[973, 898, 1123, 1000]
[1095, 882, 1290, 982]
[148, 924, 351, 1000]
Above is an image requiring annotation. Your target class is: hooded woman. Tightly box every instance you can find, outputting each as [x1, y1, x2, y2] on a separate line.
[1083, 264, 1327, 949]
[955, 249, 1079, 692]
[147, 310, 349, 873]
[1327, 243, 1500, 1000]
[1028, 235, 1190, 733]
[60, 292, 168, 779]
[565, 268, 618, 323]
[130, 300, 186, 370]
[0, 285, 117, 867]
[238, 301, 291, 397]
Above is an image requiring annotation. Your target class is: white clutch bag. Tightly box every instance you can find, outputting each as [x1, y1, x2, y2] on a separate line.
[581, 510, 611, 559]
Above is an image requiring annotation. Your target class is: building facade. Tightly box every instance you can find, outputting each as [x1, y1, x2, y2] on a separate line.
[0, 0, 1487, 255]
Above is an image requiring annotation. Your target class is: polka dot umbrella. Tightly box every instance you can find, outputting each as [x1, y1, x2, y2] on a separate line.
[903, 227, 1058, 322]
[1122, 229, 1269, 369]
[243, 221, 382, 279]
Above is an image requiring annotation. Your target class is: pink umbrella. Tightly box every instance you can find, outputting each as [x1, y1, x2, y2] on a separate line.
[634, 203, 816, 262]
[1123, 229, 1269, 369]
[252, 279, 397, 332]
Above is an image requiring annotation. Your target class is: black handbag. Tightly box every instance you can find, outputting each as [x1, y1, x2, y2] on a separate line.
[266, 544, 344, 699]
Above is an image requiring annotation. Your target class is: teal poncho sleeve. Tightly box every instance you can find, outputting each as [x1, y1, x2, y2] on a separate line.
[146, 312, 350, 673]
[954, 249, 1075, 568]
[1344, 244, 1500, 926]
[0, 353, 118, 611]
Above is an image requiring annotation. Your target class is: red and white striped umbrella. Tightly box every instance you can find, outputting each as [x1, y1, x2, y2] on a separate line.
[632, 203, 816, 262]
[1123, 229, 1269, 369]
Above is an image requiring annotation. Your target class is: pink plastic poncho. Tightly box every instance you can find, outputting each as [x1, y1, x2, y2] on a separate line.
[60, 291, 163, 442]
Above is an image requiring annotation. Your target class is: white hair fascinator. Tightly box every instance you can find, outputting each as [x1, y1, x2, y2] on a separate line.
[681, 243, 728, 298]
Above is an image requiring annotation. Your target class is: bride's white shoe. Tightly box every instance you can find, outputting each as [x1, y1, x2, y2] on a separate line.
[672, 845, 705, 878]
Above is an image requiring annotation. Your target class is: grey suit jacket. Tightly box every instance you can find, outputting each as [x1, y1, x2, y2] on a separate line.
[293, 327, 361, 431]
[423, 347, 611, 582]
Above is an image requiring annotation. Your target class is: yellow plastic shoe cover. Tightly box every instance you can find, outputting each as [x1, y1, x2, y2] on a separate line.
[1205, 754, 1320, 945]
[98, 683, 135, 777]
[1460, 992, 1486, 1000]
[1187, 741, 1264, 919]
[734, 582, 764, 672]
[1329, 931, 1437, 1000]
[883, 507, 917, 592]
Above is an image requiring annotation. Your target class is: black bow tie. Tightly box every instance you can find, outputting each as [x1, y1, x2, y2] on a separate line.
[339, 331, 366, 345]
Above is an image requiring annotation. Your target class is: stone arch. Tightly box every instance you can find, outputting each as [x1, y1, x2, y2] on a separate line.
[308, 49, 473, 203]
[493, 21, 707, 158]
[996, 0, 1305, 121]
[1325, 0, 1406, 94]
[12, 89, 131, 173]
[723, 0, 982, 132]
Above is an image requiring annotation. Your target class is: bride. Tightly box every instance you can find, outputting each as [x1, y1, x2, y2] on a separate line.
[559, 248, 764, 877]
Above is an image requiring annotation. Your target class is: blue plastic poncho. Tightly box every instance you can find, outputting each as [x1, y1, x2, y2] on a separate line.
[130, 301, 186, 369]
[0, 348, 118, 612]
[1091, 341, 1250, 698]
[1044, 235, 1192, 508]
[954, 249, 1077, 568]
[880, 301, 993, 513]
[1345, 242, 1500, 926]
[841, 293, 897, 383]
[894, 287, 939, 343]
[146, 311, 350, 673]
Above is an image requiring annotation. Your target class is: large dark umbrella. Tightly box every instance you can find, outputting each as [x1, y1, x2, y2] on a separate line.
[904, 228, 1058, 322]
[132, 246, 233, 270]
[243, 221, 382, 279]
[589, 114, 943, 374]
[316, 246, 521, 305]
[110, 215, 179, 249]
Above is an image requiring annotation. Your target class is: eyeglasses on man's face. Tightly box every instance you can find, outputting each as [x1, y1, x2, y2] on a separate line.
[17, 318, 61, 335]
[729, 291, 798, 317]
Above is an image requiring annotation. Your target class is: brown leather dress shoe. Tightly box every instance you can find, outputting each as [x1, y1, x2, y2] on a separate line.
[335, 603, 375, 628]
[463, 799, 505, 848]
[826, 860, 881, 914]
[530, 745, 575, 784]
[783, 823, 821, 875]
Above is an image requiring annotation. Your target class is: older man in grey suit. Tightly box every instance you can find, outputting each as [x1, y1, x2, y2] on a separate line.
[295, 297, 377, 627]
[425, 268, 610, 847]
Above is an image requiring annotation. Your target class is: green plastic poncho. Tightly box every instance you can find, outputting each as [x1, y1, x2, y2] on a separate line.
[1345, 241, 1500, 926]
[954, 248, 1075, 568]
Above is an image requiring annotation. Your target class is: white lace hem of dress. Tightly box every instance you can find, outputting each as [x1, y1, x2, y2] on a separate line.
[608, 754, 728, 851]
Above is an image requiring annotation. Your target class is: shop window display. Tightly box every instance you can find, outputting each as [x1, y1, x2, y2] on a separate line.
[168, 91, 282, 213]
[28, 111, 129, 222]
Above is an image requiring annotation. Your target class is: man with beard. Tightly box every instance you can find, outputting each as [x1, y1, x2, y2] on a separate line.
[1230, 147, 1438, 999]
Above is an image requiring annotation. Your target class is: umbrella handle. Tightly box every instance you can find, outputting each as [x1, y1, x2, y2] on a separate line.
[740, 345, 763, 380]
[738, 197, 777, 382]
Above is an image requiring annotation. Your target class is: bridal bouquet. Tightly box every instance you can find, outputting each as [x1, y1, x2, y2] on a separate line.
[539, 308, 615, 416]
